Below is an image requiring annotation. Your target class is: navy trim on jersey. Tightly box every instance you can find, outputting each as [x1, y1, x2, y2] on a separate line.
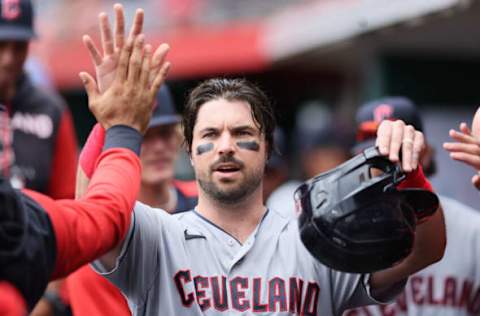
[191, 208, 270, 246]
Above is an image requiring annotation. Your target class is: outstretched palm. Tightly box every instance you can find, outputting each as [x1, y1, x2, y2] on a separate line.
[83, 4, 143, 92]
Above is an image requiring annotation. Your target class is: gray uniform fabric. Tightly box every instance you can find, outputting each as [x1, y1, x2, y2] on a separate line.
[93, 202, 405, 315]
[344, 195, 480, 316]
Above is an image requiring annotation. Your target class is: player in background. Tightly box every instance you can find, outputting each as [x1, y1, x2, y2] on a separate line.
[267, 121, 352, 218]
[0, 23, 172, 313]
[263, 127, 289, 201]
[444, 107, 480, 190]
[78, 23, 446, 311]
[0, 0, 78, 198]
[67, 87, 198, 316]
[345, 97, 480, 316]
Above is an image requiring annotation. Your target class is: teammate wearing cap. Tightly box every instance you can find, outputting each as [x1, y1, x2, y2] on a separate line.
[67, 84, 197, 316]
[0, 0, 78, 199]
[345, 97, 480, 316]
[76, 21, 445, 312]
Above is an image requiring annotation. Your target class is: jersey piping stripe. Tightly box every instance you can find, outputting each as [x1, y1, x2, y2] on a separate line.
[191, 209, 270, 246]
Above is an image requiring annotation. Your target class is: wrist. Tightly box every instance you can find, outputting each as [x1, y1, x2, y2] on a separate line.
[79, 123, 105, 178]
[398, 165, 433, 192]
[104, 125, 142, 156]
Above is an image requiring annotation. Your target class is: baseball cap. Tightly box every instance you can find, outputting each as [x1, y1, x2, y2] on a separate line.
[148, 85, 180, 129]
[353, 97, 423, 154]
[0, 0, 36, 41]
[296, 121, 354, 154]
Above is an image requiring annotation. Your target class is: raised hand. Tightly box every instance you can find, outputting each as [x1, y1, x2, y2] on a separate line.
[83, 3, 170, 93]
[79, 34, 170, 134]
[83, 4, 142, 93]
[443, 122, 480, 189]
[375, 120, 425, 172]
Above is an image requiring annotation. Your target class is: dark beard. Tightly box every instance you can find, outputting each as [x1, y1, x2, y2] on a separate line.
[198, 169, 263, 205]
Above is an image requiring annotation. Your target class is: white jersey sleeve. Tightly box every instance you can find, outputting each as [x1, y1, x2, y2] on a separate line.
[92, 201, 184, 307]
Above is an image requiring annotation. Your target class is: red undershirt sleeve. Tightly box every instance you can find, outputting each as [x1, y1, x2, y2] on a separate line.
[47, 109, 78, 199]
[24, 147, 141, 280]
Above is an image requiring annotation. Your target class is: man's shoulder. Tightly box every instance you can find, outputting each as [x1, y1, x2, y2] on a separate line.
[14, 75, 67, 115]
[440, 195, 480, 232]
[440, 195, 480, 218]
[133, 201, 196, 225]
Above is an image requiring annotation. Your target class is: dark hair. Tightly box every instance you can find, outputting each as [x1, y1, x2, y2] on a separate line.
[183, 78, 276, 156]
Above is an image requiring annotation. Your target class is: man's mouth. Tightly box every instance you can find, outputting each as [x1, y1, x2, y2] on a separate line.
[214, 163, 241, 174]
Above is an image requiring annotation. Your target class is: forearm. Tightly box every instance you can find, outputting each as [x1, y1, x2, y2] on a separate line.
[370, 204, 445, 290]
[43, 126, 142, 279]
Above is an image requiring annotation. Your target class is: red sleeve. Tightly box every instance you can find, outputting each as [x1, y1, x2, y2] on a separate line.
[24, 147, 141, 280]
[47, 109, 78, 199]
[173, 180, 198, 198]
[0, 282, 26, 316]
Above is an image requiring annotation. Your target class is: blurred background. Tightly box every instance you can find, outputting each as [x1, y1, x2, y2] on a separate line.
[30, 0, 480, 207]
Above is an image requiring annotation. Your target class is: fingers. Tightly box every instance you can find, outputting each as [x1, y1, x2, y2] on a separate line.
[99, 12, 114, 56]
[411, 131, 424, 170]
[152, 44, 170, 68]
[150, 62, 171, 96]
[448, 128, 477, 144]
[116, 36, 135, 82]
[388, 121, 405, 162]
[128, 9, 144, 39]
[459, 122, 471, 135]
[376, 120, 424, 171]
[444, 138, 480, 170]
[449, 152, 480, 170]
[376, 121, 392, 155]
[140, 44, 152, 87]
[127, 34, 145, 83]
[114, 3, 125, 50]
[443, 142, 480, 155]
[79, 72, 99, 100]
[149, 43, 170, 82]
[82, 35, 102, 66]
[401, 125, 415, 171]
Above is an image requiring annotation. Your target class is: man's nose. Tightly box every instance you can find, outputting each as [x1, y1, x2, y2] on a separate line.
[217, 133, 235, 156]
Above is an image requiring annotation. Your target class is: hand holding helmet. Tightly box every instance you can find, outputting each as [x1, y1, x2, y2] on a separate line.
[296, 119, 439, 273]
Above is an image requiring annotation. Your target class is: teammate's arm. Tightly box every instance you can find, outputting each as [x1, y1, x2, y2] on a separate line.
[369, 120, 446, 293]
[77, 4, 171, 270]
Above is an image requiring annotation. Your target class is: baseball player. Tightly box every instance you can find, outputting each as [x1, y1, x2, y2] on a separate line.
[0, 22, 171, 312]
[345, 97, 480, 316]
[78, 28, 446, 312]
[0, 0, 78, 199]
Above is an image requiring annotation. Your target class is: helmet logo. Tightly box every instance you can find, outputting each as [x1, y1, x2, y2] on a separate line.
[373, 104, 394, 122]
[2, 0, 20, 21]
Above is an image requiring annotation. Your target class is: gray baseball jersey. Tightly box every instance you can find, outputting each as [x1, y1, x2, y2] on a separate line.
[93, 202, 405, 315]
[344, 195, 480, 316]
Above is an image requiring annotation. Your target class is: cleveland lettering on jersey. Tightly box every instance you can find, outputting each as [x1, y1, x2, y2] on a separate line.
[345, 274, 480, 316]
[174, 270, 320, 314]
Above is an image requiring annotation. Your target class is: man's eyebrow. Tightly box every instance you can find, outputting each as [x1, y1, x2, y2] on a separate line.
[231, 125, 258, 133]
[198, 127, 219, 134]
